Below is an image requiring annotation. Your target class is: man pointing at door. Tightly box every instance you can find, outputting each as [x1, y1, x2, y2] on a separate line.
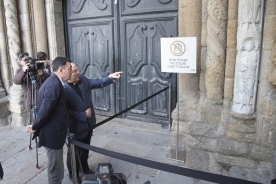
[64, 63, 122, 183]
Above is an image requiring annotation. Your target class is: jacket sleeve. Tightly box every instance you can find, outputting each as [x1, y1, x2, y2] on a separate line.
[88, 76, 114, 89]
[12, 69, 27, 84]
[69, 109, 87, 122]
[32, 81, 59, 131]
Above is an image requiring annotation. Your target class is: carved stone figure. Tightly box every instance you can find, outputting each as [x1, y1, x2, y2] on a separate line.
[232, 38, 258, 114]
[241, 0, 262, 31]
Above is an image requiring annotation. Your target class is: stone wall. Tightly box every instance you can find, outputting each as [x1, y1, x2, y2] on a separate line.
[0, 0, 65, 126]
[172, 0, 276, 183]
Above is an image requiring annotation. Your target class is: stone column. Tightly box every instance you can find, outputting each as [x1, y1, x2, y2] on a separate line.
[171, 0, 201, 132]
[18, 0, 33, 57]
[45, 0, 58, 59]
[259, 0, 276, 178]
[205, 0, 228, 101]
[0, 0, 11, 93]
[224, 0, 238, 102]
[4, 0, 21, 75]
[32, 0, 48, 55]
[4, 0, 27, 126]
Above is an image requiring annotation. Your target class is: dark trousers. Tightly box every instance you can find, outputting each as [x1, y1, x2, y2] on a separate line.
[67, 130, 93, 178]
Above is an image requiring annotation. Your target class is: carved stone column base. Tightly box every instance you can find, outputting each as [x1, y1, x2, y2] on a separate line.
[9, 85, 27, 126]
[0, 96, 9, 126]
[10, 112, 27, 127]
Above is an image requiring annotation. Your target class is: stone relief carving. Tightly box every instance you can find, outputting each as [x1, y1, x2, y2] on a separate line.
[149, 23, 171, 79]
[267, 49, 276, 85]
[240, 0, 262, 31]
[233, 38, 258, 115]
[73, 28, 109, 76]
[205, 0, 227, 101]
[127, 24, 147, 77]
[72, 0, 107, 13]
[158, 0, 172, 4]
[127, 0, 141, 7]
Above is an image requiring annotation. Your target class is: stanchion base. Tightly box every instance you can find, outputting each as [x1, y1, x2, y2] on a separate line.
[165, 149, 186, 162]
[161, 124, 171, 131]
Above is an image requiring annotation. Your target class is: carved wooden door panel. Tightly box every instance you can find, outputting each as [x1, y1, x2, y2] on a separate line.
[64, 0, 177, 123]
[120, 0, 178, 124]
[65, 0, 118, 116]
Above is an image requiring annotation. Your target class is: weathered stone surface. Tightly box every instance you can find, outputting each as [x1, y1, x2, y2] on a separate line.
[225, 130, 255, 143]
[259, 116, 274, 147]
[260, 50, 276, 88]
[170, 133, 185, 151]
[265, 0, 276, 15]
[0, 97, 9, 119]
[188, 121, 218, 138]
[11, 112, 27, 127]
[228, 0, 238, 20]
[0, 118, 9, 126]
[187, 135, 217, 152]
[229, 166, 271, 184]
[216, 153, 258, 169]
[171, 93, 199, 125]
[195, 99, 222, 124]
[256, 90, 276, 117]
[224, 78, 234, 101]
[225, 48, 236, 78]
[272, 151, 276, 178]
[217, 136, 249, 156]
[209, 153, 223, 174]
[9, 103, 26, 114]
[249, 144, 273, 162]
[226, 121, 255, 134]
[263, 15, 276, 50]
[200, 48, 207, 92]
[186, 148, 209, 172]
[226, 20, 237, 48]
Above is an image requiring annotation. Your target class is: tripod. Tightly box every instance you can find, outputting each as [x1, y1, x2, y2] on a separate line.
[27, 71, 40, 170]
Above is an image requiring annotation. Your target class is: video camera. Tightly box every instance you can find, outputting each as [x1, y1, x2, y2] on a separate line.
[81, 163, 126, 184]
[26, 57, 45, 72]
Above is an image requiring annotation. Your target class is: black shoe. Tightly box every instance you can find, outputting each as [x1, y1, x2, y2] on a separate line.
[69, 174, 81, 184]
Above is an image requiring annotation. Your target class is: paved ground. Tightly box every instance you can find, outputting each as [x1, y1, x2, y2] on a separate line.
[0, 116, 193, 184]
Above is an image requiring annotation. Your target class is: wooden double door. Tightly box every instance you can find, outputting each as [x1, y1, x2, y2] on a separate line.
[64, 0, 178, 124]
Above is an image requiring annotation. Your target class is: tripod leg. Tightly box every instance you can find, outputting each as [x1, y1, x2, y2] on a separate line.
[35, 137, 40, 170]
[28, 108, 32, 150]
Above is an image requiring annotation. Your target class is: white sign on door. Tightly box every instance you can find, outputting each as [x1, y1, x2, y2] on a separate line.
[161, 37, 197, 73]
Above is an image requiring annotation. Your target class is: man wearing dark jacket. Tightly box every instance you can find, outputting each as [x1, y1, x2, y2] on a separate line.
[64, 63, 122, 182]
[13, 52, 49, 108]
[27, 57, 72, 184]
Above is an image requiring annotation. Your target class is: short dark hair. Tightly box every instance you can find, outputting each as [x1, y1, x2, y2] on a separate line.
[52, 57, 72, 72]
[37, 51, 47, 60]
[19, 52, 29, 61]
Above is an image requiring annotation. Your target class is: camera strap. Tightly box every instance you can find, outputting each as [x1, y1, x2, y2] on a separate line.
[69, 139, 260, 184]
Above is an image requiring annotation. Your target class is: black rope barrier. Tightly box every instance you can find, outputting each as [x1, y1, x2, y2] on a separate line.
[68, 139, 260, 184]
[74, 86, 169, 138]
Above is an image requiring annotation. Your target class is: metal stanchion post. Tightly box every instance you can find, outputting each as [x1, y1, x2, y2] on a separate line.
[161, 84, 172, 131]
[166, 73, 185, 162]
[69, 133, 78, 184]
